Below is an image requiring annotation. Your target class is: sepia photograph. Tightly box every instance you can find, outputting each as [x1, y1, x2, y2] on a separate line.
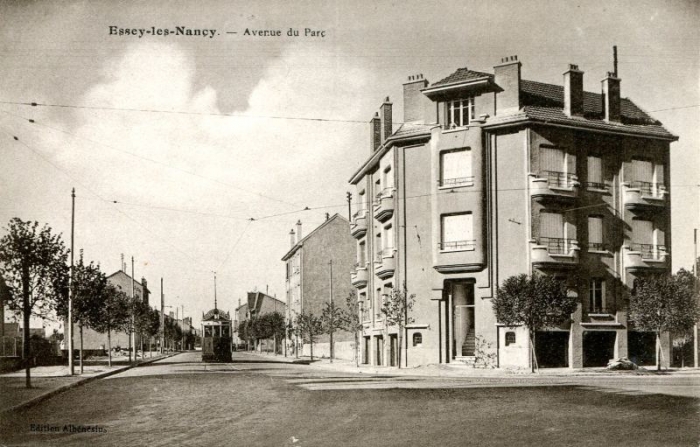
[0, 0, 698, 445]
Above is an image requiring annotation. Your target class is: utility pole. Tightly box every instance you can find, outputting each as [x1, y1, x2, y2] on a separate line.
[346, 192, 352, 221]
[131, 256, 136, 363]
[329, 259, 334, 363]
[694, 228, 698, 368]
[68, 188, 75, 376]
[160, 278, 164, 354]
[213, 272, 217, 309]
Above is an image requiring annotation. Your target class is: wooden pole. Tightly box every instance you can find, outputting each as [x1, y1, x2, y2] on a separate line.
[68, 188, 75, 376]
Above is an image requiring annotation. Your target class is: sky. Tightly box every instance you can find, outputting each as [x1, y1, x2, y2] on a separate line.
[0, 0, 698, 330]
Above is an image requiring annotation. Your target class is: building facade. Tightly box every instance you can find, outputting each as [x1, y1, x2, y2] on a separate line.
[282, 214, 357, 359]
[349, 56, 676, 369]
[234, 291, 287, 351]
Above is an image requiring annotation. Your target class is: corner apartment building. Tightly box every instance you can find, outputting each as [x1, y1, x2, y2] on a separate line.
[282, 214, 356, 359]
[349, 56, 677, 369]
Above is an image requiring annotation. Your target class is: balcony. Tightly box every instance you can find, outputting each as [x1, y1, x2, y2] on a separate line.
[529, 171, 579, 203]
[531, 237, 580, 270]
[585, 181, 610, 194]
[624, 243, 669, 273]
[581, 306, 623, 328]
[623, 181, 667, 213]
[373, 188, 395, 222]
[351, 263, 369, 288]
[374, 248, 396, 279]
[350, 210, 368, 239]
[438, 240, 476, 252]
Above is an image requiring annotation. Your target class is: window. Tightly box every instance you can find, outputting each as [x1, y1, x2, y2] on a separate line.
[539, 211, 576, 254]
[440, 149, 473, 187]
[540, 146, 575, 187]
[383, 166, 393, 192]
[358, 241, 366, 265]
[630, 219, 666, 259]
[588, 216, 605, 251]
[587, 156, 605, 190]
[412, 333, 423, 347]
[589, 279, 605, 312]
[505, 332, 516, 346]
[375, 288, 382, 319]
[357, 189, 365, 213]
[629, 159, 665, 197]
[440, 213, 474, 251]
[446, 98, 475, 127]
[383, 224, 393, 252]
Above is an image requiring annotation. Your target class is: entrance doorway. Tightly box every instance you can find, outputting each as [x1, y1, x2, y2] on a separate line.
[376, 336, 384, 366]
[583, 331, 616, 367]
[447, 281, 475, 360]
[535, 331, 569, 367]
[362, 336, 370, 364]
[389, 334, 398, 366]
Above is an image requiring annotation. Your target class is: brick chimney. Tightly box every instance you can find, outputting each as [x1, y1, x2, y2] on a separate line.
[289, 229, 295, 247]
[494, 55, 521, 115]
[380, 97, 392, 142]
[370, 112, 381, 153]
[563, 64, 584, 117]
[602, 71, 621, 122]
[403, 74, 429, 123]
[295, 220, 302, 243]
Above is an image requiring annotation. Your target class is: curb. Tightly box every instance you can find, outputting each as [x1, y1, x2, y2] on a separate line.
[1, 352, 179, 415]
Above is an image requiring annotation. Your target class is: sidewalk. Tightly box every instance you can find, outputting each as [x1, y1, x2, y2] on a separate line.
[0, 352, 176, 414]
[238, 350, 700, 379]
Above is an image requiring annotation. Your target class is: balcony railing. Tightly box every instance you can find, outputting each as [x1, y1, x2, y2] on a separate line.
[438, 239, 476, 251]
[628, 243, 667, 260]
[628, 180, 664, 198]
[537, 237, 576, 255]
[587, 306, 616, 315]
[586, 181, 608, 191]
[541, 170, 577, 188]
[438, 176, 474, 187]
[588, 242, 609, 252]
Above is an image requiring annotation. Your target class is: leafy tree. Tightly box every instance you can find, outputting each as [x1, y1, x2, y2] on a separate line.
[130, 296, 152, 358]
[629, 269, 700, 370]
[91, 283, 130, 367]
[344, 292, 363, 367]
[0, 218, 69, 388]
[320, 300, 347, 362]
[493, 273, 578, 372]
[56, 251, 108, 373]
[265, 312, 286, 355]
[295, 312, 323, 361]
[380, 285, 415, 368]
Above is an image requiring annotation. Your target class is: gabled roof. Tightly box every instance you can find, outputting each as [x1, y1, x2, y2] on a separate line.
[246, 291, 286, 315]
[430, 68, 493, 88]
[281, 213, 350, 261]
[107, 270, 150, 293]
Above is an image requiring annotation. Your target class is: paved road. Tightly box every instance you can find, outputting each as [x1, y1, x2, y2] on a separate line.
[1, 352, 697, 446]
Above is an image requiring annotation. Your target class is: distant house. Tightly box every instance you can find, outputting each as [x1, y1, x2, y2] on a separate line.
[66, 270, 152, 354]
[282, 214, 356, 359]
[234, 291, 286, 352]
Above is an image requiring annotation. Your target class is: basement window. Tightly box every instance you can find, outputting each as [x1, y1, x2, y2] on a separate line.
[412, 333, 423, 347]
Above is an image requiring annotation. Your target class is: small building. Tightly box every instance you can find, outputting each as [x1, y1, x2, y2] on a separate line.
[234, 291, 286, 352]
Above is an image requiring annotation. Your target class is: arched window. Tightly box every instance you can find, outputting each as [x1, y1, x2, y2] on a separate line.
[412, 333, 423, 347]
[505, 332, 516, 346]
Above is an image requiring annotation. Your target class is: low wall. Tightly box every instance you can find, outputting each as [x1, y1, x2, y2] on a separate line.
[302, 341, 357, 361]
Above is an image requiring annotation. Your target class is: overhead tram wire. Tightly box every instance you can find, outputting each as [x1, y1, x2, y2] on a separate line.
[0, 126, 215, 274]
[0, 109, 302, 210]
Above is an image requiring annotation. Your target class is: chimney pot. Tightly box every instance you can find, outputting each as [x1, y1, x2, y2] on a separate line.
[296, 220, 302, 243]
[602, 73, 621, 122]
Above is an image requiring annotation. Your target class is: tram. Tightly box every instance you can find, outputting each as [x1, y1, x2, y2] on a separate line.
[201, 307, 232, 362]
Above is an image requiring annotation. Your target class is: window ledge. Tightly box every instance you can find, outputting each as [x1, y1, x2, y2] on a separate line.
[438, 183, 474, 190]
[439, 248, 476, 253]
[586, 187, 610, 194]
[587, 250, 613, 257]
[442, 126, 468, 133]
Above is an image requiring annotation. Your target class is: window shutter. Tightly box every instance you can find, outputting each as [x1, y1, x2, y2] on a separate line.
[567, 153, 577, 176]
[654, 164, 665, 186]
[540, 147, 564, 173]
[631, 219, 653, 244]
[441, 150, 471, 183]
[588, 217, 603, 244]
[587, 156, 602, 183]
[540, 212, 563, 238]
[632, 159, 653, 182]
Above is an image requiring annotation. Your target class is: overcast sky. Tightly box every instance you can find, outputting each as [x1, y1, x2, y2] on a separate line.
[1, 0, 698, 328]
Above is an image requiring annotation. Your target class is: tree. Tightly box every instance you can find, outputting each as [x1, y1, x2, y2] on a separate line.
[493, 273, 578, 372]
[0, 218, 69, 388]
[266, 312, 286, 355]
[295, 312, 323, 361]
[91, 283, 130, 367]
[320, 300, 347, 362]
[130, 296, 152, 359]
[343, 292, 363, 367]
[629, 269, 700, 370]
[56, 251, 107, 373]
[380, 285, 415, 368]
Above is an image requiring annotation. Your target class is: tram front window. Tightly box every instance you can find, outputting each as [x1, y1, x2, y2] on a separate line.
[204, 326, 213, 337]
[222, 326, 230, 337]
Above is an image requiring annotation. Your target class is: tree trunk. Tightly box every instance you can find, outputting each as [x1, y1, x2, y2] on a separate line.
[310, 338, 314, 361]
[22, 265, 31, 388]
[398, 329, 403, 369]
[79, 324, 84, 374]
[107, 329, 112, 368]
[530, 334, 539, 373]
[355, 328, 359, 368]
[657, 332, 662, 371]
